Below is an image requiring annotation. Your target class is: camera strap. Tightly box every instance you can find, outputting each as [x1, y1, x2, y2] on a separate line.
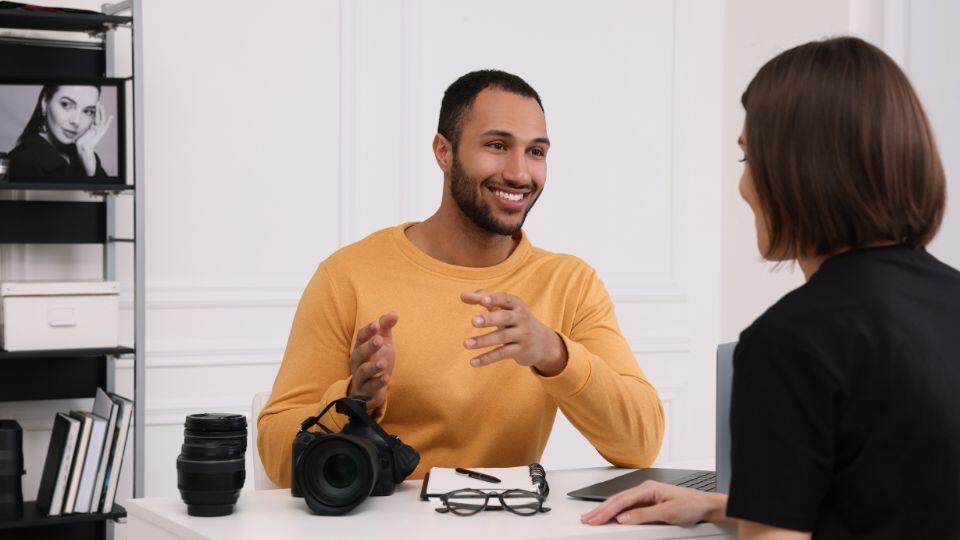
[298, 398, 398, 449]
[298, 401, 337, 435]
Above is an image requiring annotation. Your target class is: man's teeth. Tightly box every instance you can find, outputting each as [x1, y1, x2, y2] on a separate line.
[494, 190, 523, 202]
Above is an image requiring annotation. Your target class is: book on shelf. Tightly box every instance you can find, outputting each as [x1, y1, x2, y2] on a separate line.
[63, 411, 93, 513]
[99, 392, 133, 512]
[89, 388, 118, 513]
[35, 413, 80, 516]
[34, 389, 135, 516]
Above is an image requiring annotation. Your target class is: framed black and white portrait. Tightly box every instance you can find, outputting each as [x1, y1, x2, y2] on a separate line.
[0, 78, 126, 184]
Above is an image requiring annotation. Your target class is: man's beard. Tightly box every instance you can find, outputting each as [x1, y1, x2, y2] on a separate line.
[449, 153, 537, 236]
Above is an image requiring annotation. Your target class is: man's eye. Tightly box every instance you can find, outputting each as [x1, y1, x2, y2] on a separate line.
[530, 148, 545, 157]
[488, 142, 505, 151]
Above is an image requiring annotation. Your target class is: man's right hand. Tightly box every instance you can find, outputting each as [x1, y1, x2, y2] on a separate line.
[347, 311, 399, 413]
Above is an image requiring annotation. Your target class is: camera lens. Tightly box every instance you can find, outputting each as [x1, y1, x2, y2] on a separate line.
[296, 435, 378, 515]
[176, 413, 247, 517]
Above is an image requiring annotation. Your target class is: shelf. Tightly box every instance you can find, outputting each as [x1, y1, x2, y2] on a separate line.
[0, 10, 130, 33]
[0, 502, 125, 540]
[0, 347, 134, 360]
[0, 181, 132, 192]
[0, 200, 105, 244]
[0, 352, 127, 401]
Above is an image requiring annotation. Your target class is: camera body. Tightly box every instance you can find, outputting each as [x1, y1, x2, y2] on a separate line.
[290, 397, 419, 515]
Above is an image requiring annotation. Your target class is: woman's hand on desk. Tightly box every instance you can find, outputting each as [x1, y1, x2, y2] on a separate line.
[580, 481, 729, 526]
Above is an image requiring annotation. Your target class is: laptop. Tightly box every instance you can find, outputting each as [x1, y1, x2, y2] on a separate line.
[566, 342, 736, 500]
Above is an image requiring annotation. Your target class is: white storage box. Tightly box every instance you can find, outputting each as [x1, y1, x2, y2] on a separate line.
[0, 281, 120, 351]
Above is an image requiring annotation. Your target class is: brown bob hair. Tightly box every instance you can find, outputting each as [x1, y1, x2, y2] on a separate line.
[741, 36, 946, 259]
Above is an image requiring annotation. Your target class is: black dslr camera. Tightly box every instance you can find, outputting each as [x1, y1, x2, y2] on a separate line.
[291, 397, 420, 515]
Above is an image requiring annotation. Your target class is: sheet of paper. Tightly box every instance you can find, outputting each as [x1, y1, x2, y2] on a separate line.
[427, 466, 539, 493]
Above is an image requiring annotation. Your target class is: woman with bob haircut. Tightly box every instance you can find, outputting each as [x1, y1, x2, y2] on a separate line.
[583, 37, 959, 539]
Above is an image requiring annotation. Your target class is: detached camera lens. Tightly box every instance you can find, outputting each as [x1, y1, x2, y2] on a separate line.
[176, 413, 247, 517]
[297, 436, 378, 515]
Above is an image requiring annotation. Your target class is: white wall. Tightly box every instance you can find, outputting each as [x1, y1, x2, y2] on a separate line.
[903, 0, 960, 268]
[720, 0, 850, 341]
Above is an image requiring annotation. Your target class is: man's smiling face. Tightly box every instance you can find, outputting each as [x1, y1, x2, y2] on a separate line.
[448, 88, 550, 236]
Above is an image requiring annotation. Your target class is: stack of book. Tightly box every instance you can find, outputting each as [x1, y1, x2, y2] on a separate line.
[34, 389, 133, 516]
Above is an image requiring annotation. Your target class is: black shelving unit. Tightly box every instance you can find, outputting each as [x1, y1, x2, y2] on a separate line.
[0, 181, 133, 192]
[0, 347, 134, 401]
[0, 10, 130, 32]
[0, 3, 144, 539]
[0, 502, 126, 540]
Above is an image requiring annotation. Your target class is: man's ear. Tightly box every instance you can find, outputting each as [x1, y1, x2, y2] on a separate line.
[433, 133, 453, 173]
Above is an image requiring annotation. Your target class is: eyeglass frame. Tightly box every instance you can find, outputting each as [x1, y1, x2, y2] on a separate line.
[434, 488, 551, 516]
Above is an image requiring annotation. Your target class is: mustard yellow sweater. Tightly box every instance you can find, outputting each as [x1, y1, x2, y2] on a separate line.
[258, 224, 664, 486]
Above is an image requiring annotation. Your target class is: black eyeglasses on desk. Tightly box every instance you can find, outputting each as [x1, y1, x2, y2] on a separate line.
[435, 489, 550, 516]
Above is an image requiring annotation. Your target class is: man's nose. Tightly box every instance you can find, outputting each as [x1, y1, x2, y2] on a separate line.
[502, 148, 532, 185]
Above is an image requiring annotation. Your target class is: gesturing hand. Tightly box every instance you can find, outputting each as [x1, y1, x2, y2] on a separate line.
[460, 290, 568, 377]
[76, 103, 113, 177]
[347, 311, 398, 413]
[580, 481, 727, 526]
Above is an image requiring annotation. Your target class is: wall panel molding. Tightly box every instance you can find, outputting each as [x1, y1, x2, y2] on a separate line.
[115, 283, 686, 311]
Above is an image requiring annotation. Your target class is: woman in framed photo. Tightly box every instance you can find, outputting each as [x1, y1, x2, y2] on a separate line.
[8, 84, 113, 180]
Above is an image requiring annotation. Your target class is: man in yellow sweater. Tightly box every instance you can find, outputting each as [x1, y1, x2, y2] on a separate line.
[258, 70, 664, 487]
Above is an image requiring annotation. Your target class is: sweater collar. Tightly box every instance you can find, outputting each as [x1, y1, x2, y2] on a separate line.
[391, 222, 533, 281]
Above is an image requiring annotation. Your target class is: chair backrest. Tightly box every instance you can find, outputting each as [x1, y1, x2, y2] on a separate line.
[251, 391, 280, 490]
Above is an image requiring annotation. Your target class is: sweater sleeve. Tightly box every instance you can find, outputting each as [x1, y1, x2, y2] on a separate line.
[534, 268, 664, 468]
[256, 263, 360, 487]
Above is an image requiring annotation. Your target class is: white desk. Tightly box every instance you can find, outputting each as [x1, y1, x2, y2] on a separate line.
[127, 467, 736, 540]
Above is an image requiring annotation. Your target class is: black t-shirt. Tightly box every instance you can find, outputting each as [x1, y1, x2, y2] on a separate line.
[726, 245, 960, 538]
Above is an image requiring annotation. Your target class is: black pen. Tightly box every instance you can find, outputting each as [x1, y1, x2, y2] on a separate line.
[455, 467, 501, 484]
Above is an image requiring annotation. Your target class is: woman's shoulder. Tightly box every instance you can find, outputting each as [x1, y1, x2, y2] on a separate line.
[9, 133, 59, 162]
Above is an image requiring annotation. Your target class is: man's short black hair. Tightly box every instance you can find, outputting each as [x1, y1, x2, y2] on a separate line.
[437, 69, 544, 149]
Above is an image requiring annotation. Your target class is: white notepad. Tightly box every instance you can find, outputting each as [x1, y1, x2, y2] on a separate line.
[420, 465, 548, 500]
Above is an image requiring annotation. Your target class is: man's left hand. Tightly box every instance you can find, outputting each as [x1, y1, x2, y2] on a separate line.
[460, 290, 568, 376]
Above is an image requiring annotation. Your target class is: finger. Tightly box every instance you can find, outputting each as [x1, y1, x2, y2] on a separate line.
[355, 372, 388, 397]
[355, 320, 381, 347]
[581, 482, 661, 523]
[464, 327, 520, 350]
[471, 309, 518, 329]
[481, 291, 523, 310]
[377, 311, 399, 336]
[470, 344, 521, 368]
[370, 342, 395, 375]
[349, 334, 383, 372]
[353, 356, 384, 384]
[615, 500, 686, 525]
[580, 493, 635, 524]
[459, 289, 490, 306]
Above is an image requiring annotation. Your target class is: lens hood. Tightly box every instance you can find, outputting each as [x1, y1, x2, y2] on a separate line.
[295, 434, 379, 515]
